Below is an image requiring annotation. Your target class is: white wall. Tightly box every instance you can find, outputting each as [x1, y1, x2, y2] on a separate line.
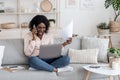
[60, 0, 114, 36]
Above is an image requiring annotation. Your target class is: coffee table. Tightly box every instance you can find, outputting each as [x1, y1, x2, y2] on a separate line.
[83, 64, 120, 80]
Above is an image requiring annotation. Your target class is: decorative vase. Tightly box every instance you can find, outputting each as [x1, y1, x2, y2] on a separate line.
[109, 57, 120, 68]
[112, 61, 119, 70]
[49, 19, 55, 28]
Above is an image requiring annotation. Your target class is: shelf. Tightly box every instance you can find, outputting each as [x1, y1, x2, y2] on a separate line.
[0, 12, 58, 15]
[98, 31, 120, 48]
[98, 31, 120, 36]
[19, 12, 57, 15]
[0, 28, 20, 31]
[21, 28, 29, 31]
[110, 32, 120, 34]
[0, 13, 19, 15]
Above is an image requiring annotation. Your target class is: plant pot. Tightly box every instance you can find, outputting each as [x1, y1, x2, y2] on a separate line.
[97, 28, 109, 35]
[109, 21, 120, 32]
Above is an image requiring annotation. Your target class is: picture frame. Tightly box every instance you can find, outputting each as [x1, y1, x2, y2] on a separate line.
[66, 0, 79, 8]
[80, 0, 96, 10]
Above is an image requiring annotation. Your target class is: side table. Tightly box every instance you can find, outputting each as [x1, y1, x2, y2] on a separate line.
[83, 64, 120, 80]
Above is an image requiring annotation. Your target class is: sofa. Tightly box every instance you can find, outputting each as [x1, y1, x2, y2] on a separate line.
[0, 37, 118, 80]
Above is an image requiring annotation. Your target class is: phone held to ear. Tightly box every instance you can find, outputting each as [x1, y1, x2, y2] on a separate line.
[33, 25, 36, 29]
[32, 25, 37, 40]
[33, 25, 37, 33]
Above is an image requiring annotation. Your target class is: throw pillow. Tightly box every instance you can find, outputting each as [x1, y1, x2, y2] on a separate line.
[0, 46, 5, 68]
[81, 37, 109, 62]
[68, 48, 99, 64]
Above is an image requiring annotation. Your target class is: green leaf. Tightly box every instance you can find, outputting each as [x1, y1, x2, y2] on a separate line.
[105, 0, 120, 21]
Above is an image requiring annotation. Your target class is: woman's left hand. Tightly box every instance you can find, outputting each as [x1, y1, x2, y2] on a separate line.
[66, 37, 72, 44]
[62, 37, 72, 47]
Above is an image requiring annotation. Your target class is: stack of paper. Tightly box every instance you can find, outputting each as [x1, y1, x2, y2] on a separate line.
[60, 20, 73, 41]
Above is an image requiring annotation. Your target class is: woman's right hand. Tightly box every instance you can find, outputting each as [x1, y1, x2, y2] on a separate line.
[32, 28, 37, 40]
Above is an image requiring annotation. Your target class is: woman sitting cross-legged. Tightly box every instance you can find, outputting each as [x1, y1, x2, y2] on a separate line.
[24, 15, 73, 72]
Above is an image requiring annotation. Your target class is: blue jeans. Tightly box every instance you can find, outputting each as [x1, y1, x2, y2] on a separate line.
[28, 55, 70, 72]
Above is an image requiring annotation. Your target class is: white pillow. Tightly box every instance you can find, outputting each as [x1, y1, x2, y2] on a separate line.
[0, 46, 5, 68]
[68, 48, 99, 64]
[82, 37, 109, 62]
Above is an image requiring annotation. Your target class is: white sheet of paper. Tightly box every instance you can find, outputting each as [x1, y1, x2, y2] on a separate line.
[60, 20, 73, 41]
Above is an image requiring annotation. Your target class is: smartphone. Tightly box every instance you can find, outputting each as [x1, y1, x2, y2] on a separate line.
[33, 25, 37, 33]
[33, 25, 36, 29]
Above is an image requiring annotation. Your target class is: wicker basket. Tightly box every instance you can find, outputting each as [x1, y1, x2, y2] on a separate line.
[109, 21, 120, 32]
[1, 22, 16, 29]
[21, 22, 28, 28]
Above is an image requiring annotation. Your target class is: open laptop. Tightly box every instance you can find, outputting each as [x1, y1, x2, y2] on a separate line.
[39, 44, 62, 59]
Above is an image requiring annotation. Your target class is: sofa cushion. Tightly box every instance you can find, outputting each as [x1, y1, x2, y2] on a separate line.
[81, 37, 109, 62]
[68, 48, 99, 64]
[0, 46, 5, 68]
[54, 37, 81, 55]
[0, 39, 28, 65]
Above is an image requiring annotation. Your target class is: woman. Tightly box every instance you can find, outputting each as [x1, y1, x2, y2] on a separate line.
[24, 15, 72, 72]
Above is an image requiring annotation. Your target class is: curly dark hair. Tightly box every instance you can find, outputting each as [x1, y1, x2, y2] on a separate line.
[29, 15, 50, 33]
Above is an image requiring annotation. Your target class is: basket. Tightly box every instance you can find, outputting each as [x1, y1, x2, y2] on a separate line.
[21, 22, 28, 28]
[1, 22, 16, 29]
[109, 21, 120, 32]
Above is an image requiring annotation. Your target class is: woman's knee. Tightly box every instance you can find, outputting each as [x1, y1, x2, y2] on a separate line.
[28, 56, 41, 65]
[62, 55, 70, 65]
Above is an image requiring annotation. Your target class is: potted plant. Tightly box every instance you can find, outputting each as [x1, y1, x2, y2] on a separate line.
[108, 47, 120, 68]
[97, 22, 110, 35]
[48, 19, 55, 28]
[104, 0, 120, 32]
[108, 48, 120, 58]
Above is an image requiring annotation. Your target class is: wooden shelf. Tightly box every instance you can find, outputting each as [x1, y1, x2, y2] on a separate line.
[0, 13, 18, 15]
[110, 31, 120, 34]
[19, 12, 57, 15]
[0, 28, 20, 31]
[0, 0, 60, 39]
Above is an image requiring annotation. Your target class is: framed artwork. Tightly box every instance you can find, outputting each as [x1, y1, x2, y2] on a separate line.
[66, 0, 79, 8]
[80, 0, 96, 10]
